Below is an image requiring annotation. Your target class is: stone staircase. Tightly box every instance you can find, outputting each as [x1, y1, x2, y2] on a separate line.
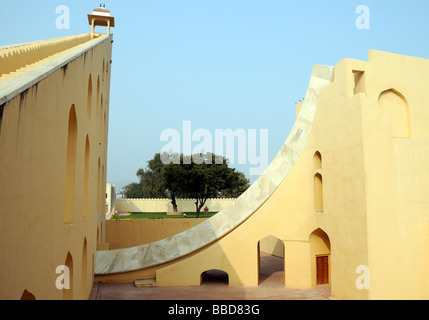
[0, 33, 98, 84]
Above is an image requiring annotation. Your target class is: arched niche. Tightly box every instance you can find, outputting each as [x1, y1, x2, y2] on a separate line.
[314, 151, 322, 170]
[65, 105, 77, 225]
[63, 252, 74, 300]
[378, 89, 411, 138]
[314, 173, 324, 213]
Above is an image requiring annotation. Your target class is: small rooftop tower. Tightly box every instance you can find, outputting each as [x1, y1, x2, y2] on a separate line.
[88, 4, 115, 39]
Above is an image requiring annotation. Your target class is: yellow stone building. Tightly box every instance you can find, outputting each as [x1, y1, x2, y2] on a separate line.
[0, 7, 114, 300]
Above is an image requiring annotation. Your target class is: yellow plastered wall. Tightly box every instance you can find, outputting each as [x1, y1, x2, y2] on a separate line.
[105, 219, 207, 249]
[0, 34, 113, 300]
[152, 51, 429, 300]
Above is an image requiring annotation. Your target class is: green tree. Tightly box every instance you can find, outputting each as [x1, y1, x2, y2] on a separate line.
[121, 182, 146, 199]
[219, 171, 250, 198]
[163, 153, 249, 217]
[136, 153, 181, 211]
[137, 153, 168, 198]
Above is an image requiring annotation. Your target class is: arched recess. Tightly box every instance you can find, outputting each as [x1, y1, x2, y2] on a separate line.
[96, 76, 100, 116]
[83, 136, 90, 218]
[101, 164, 105, 213]
[314, 173, 324, 213]
[96, 227, 100, 247]
[100, 223, 103, 244]
[102, 59, 105, 82]
[200, 269, 229, 286]
[309, 228, 331, 287]
[82, 238, 88, 300]
[378, 89, 411, 138]
[314, 151, 322, 170]
[105, 60, 109, 94]
[20, 290, 36, 300]
[97, 158, 100, 213]
[99, 94, 103, 144]
[258, 235, 284, 286]
[103, 111, 107, 147]
[63, 252, 74, 300]
[87, 74, 92, 118]
[65, 105, 77, 225]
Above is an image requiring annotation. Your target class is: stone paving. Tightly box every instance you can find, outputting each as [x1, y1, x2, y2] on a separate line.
[90, 253, 333, 300]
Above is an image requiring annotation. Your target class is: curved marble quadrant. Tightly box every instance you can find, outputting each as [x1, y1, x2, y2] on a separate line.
[95, 64, 334, 275]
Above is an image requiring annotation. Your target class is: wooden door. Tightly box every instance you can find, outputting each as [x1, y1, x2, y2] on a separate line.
[316, 256, 329, 285]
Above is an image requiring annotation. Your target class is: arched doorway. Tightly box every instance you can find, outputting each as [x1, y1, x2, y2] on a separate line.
[258, 236, 284, 286]
[309, 228, 331, 286]
[200, 269, 229, 286]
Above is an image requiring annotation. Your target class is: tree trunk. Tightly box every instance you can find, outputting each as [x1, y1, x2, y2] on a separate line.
[195, 198, 207, 218]
[171, 193, 178, 212]
[195, 201, 200, 218]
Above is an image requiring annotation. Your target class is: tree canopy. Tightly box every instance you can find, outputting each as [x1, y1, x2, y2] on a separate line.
[122, 152, 250, 217]
[121, 182, 146, 199]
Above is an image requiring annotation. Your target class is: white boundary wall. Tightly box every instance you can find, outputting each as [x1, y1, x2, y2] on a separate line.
[116, 198, 235, 213]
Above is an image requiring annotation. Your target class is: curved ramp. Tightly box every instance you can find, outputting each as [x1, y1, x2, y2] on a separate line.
[95, 64, 334, 276]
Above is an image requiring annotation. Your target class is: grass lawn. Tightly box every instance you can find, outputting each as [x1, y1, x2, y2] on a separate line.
[112, 212, 218, 220]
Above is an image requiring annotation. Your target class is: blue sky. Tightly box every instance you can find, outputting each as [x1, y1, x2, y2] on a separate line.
[1, 1, 429, 190]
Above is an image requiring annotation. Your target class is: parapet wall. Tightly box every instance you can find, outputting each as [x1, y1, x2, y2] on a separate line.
[0, 34, 92, 77]
[116, 198, 235, 213]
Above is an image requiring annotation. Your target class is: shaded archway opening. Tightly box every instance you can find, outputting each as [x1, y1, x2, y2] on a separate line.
[258, 236, 284, 286]
[200, 270, 229, 287]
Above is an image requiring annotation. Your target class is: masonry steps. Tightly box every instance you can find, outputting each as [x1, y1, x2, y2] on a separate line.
[134, 279, 157, 288]
[0, 35, 98, 85]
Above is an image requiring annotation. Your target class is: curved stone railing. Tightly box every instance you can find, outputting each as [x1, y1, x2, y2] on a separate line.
[95, 64, 334, 275]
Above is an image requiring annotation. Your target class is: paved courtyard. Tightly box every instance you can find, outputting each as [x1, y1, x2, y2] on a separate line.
[90, 253, 332, 300]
